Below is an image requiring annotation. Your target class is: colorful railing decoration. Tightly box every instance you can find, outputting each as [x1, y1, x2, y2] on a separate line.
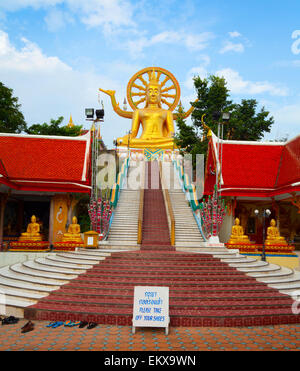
[88, 155, 129, 241]
[173, 158, 226, 242]
[199, 185, 226, 240]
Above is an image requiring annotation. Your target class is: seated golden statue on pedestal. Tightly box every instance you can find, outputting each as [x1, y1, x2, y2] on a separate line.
[227, 218, 251, 244]
[265, 219, 287, 245]
[100, 67, 197, 150]
[19, 215, 42, 242]
[62, 216, 83, 243]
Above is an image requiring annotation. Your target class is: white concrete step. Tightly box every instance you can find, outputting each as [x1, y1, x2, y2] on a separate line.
[10, 263, 75, 281]
[0, 276, 54, 294]
[39, 257, 90, 271]
[0, 266, 64, 287]
[23, 260, 83, 276]
[45, 254, 95, 267]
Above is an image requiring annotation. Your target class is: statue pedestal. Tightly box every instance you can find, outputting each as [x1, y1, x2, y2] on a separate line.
[53, 241, 83, 251]
[205, 236, 224, 247]
[10, 241, 49, 251]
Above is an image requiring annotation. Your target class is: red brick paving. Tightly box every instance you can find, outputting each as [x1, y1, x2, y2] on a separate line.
[0, 320, 299, 351]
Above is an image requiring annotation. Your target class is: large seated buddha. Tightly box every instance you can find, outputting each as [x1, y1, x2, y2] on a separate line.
[19, 215, 42, 242]
[265, 219, 287, 246]
[100, 67, 197, 150]
[227, 218, 251, 244]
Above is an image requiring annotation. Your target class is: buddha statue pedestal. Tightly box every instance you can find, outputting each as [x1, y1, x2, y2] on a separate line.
[10, 215, 49, 251]
[226, 218, 257, 253]
[259, 219, 294, 254]
[53, 216, 84, 251]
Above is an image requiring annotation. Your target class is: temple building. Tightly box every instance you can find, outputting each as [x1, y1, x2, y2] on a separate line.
[0, 131, 94, 247]
[204, 132, 300, 249]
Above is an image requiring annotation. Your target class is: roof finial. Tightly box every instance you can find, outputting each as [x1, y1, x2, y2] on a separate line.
[67, 114, 75, 128]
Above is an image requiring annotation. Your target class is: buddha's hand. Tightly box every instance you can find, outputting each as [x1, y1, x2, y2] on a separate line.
[99, 89, 116, 98]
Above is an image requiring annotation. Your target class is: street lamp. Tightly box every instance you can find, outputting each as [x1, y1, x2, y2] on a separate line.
[213, 111, 231, 193]
[254, 208, 271, 261]
[85, 102, 105, 203]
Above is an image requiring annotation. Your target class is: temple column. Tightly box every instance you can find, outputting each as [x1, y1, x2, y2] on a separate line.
[49, 196, 54, 244]
[0, 194, 8, 246]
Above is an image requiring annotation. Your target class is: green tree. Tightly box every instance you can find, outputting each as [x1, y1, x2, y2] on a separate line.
[0, 82, 27, 133]
[176, 75, 274, 159]
[26, 116, 83, 136]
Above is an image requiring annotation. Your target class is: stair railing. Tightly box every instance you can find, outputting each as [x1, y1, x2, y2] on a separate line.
[103, 155, 130, 240]
[137, 161, 145, 244]
[173, 158, 207, 242]
[159, 161, 175, 246]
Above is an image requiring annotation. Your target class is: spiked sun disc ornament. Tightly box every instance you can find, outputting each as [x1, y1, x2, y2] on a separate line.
[126, 66, 181, 111]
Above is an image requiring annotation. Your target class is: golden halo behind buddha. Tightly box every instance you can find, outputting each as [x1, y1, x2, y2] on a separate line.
[126, 66, 181, 111]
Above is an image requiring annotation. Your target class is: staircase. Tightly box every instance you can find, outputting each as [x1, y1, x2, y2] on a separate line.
[22, 249, 300, 327]
[141, 161, 173, 250]
[104, 163, 140, 247]
[162, 162, 205, 248]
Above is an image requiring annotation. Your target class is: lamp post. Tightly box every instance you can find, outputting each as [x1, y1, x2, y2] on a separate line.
[85, 104, 105, 204]
[212, 111, 230, 194]
[254, 208, 271, 261]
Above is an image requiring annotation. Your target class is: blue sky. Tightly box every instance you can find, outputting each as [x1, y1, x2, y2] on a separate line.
[0, 0, 299, 147]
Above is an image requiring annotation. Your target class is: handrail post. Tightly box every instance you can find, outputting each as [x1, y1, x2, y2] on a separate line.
[137, 161, 145, 244]
[159, 161, 175, 246]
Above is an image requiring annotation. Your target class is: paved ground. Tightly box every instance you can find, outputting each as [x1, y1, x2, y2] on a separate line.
[0, 320, 299, 351]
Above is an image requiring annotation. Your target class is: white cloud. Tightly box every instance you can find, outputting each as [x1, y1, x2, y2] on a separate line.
[126, 30, 214, 58]
[0, 29, 129, 147]
[0, 0, 136, 33]
[229, 31, 241, 38]
[216, 68, 289, 97]
[44, 8, 74, 32]
[0, 30, 71, 72]
[184, 66, 208, 90]
[66, 0, 135, 31]
[219, 40, 244, 54]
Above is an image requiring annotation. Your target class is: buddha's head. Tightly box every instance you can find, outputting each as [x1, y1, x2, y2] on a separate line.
[146, 69, 161, 107]
[235, 218, 240, 225]
[31, 215, 36, 223]
[72, 216, 78, 224]
[270, 219, 276, 227]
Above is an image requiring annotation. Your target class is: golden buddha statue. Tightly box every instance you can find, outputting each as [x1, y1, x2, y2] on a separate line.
[61, 216, 83, 243]
[265, 219, 287, 245]
[100, 67, 197, 150]
[227, 218, 251, 244]
[19, 215, 42, 241]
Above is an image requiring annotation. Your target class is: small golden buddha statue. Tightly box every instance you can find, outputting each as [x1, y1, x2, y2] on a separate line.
[265, 219, 287, 245]
[62, 216, 83, 243]
[19, 215, 42, 241]
[227, 218, 251, 244]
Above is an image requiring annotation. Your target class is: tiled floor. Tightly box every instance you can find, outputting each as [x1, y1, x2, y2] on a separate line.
[0, 320, 299, 351]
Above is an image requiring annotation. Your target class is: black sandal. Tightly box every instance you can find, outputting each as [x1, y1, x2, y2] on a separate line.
[87, 322, 98, 330]
[79, 321, 88, 328]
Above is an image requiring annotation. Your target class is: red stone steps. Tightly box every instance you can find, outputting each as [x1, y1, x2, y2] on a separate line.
[141, 161, 173, 250]
[78, 273, 258, 282]
[25, 302, 300, 328]
[24, 250, 300, 327]
[52, 287, 290, 300]
[87, 268, 253, 276]
[36, 293, 293, 310]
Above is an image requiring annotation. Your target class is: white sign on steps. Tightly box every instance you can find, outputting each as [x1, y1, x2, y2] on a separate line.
[132, 286, 170, 335]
